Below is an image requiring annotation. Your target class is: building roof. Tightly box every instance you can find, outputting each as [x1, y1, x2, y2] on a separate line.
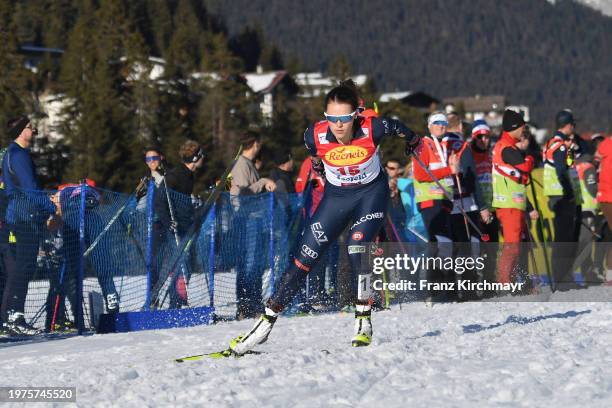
[379, 91, 412, 102]
[242, 71, 289, 94]
[379, 90, 440, 109]
[444, 95, 506, 113]
[294, 73, 368, 97]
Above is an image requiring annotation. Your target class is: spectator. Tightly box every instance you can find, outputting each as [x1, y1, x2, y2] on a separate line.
[575, 153, 605, 284]
[492, 110, 538, 285]
[413, 112, 460, 302]
[470, 120, 499, 289]
[385, 159, 407, 242]
[135, 147, 170, 305]
[1, 116, 57, 335]
[0, 146, 13, 334]
[595, 134, 612, 283]
[46, 179, 121, 331]
[543, 110, 583, 289]
[397, 163, 427, 242]
[269, 151, 295, 195]
[230, 132, 276, 196]
[163, 139, 205, 308]
[230, 131, 275, 319]
[136, 147, 167, 211]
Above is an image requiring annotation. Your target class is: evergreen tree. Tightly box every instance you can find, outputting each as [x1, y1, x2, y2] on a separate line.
[59, 0, 149, 191]
[0, 1, 31, 146]
[195, 32, 255, 189]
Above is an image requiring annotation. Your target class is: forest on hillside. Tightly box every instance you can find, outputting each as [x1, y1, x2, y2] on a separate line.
[205, 0, 612, 130]
[0, 0, 610, 191]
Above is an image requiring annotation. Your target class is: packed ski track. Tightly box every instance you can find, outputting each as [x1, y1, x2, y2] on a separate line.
[1, 292, 611, 407]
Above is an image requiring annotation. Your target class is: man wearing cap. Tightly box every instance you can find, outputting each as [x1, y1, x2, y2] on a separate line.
[492, 110, 538, 284]
[543, 110, 583, 288]
[412, 112, 460, 301]
[1, 116, 56, 335]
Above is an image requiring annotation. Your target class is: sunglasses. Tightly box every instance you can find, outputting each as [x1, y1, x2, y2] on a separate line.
[324, 111, 357, 123]
[145, 156, 161, 163]
[386, 166, 399, 171]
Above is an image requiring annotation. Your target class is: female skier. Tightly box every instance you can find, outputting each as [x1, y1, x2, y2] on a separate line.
[228, 80, 420, 354]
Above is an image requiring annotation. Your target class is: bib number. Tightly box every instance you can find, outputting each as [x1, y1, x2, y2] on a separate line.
[338, 165, 360, 176]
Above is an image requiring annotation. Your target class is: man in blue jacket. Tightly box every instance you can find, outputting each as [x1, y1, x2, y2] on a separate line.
[1, 116, 57, 335]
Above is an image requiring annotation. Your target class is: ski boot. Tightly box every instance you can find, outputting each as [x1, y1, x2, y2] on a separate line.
[351, 304, 372, 347]
[229, 307, 278, 356]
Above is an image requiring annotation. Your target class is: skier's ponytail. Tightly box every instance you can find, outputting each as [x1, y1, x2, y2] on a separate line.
[324, 78, 359, 111]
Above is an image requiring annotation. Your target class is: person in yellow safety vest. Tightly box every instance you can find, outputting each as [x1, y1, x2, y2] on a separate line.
[412, 112, 460, 302]
[492, 110, 538, 285]
[575, 153, 606, 284]
[542, 109, 583, 290]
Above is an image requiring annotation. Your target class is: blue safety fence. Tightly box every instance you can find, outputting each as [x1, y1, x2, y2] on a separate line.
[0, 180, 311, 333]
[2, 177, 600, 336]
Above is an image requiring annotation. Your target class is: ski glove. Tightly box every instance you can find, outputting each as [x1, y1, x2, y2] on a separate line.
[404, 131, 421, 156]
[311, 157, 325, 178]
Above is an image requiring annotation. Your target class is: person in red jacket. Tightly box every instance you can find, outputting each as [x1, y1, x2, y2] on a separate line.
[492, 110, 538, 285]
[412, 112, 460, 301]
[295, 157, 325, 216]
[595, 134, 612, 283]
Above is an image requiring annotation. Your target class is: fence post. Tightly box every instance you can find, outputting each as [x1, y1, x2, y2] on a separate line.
[268, 193, 275, 292]
[77, 179, 87, 335]
[144, 179, 155, 310]
[208, 203, 216, 309]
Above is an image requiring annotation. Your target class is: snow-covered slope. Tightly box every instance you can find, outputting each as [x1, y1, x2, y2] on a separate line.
[1, 289, 611, 407]
[550, 0, 612, 16]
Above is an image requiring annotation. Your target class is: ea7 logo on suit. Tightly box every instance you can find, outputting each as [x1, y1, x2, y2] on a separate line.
[311, 222, 328, 245]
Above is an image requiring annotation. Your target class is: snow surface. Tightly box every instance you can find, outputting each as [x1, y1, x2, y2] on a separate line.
[2, 288, 612, 407]
[549, 0, 612, 16]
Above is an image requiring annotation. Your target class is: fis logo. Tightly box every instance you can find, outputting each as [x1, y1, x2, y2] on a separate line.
[301, 244, 319, 259]
[318, 132, 329, 145]
[311, 222, 328, 245]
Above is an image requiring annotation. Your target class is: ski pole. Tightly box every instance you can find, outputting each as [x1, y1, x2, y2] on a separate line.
[83, 183, 141, 258]
[411, 152, 489, 241]
[50, 261, 67, 333]
[454, 175, 471, 240]
[162, 176, 192, 300]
